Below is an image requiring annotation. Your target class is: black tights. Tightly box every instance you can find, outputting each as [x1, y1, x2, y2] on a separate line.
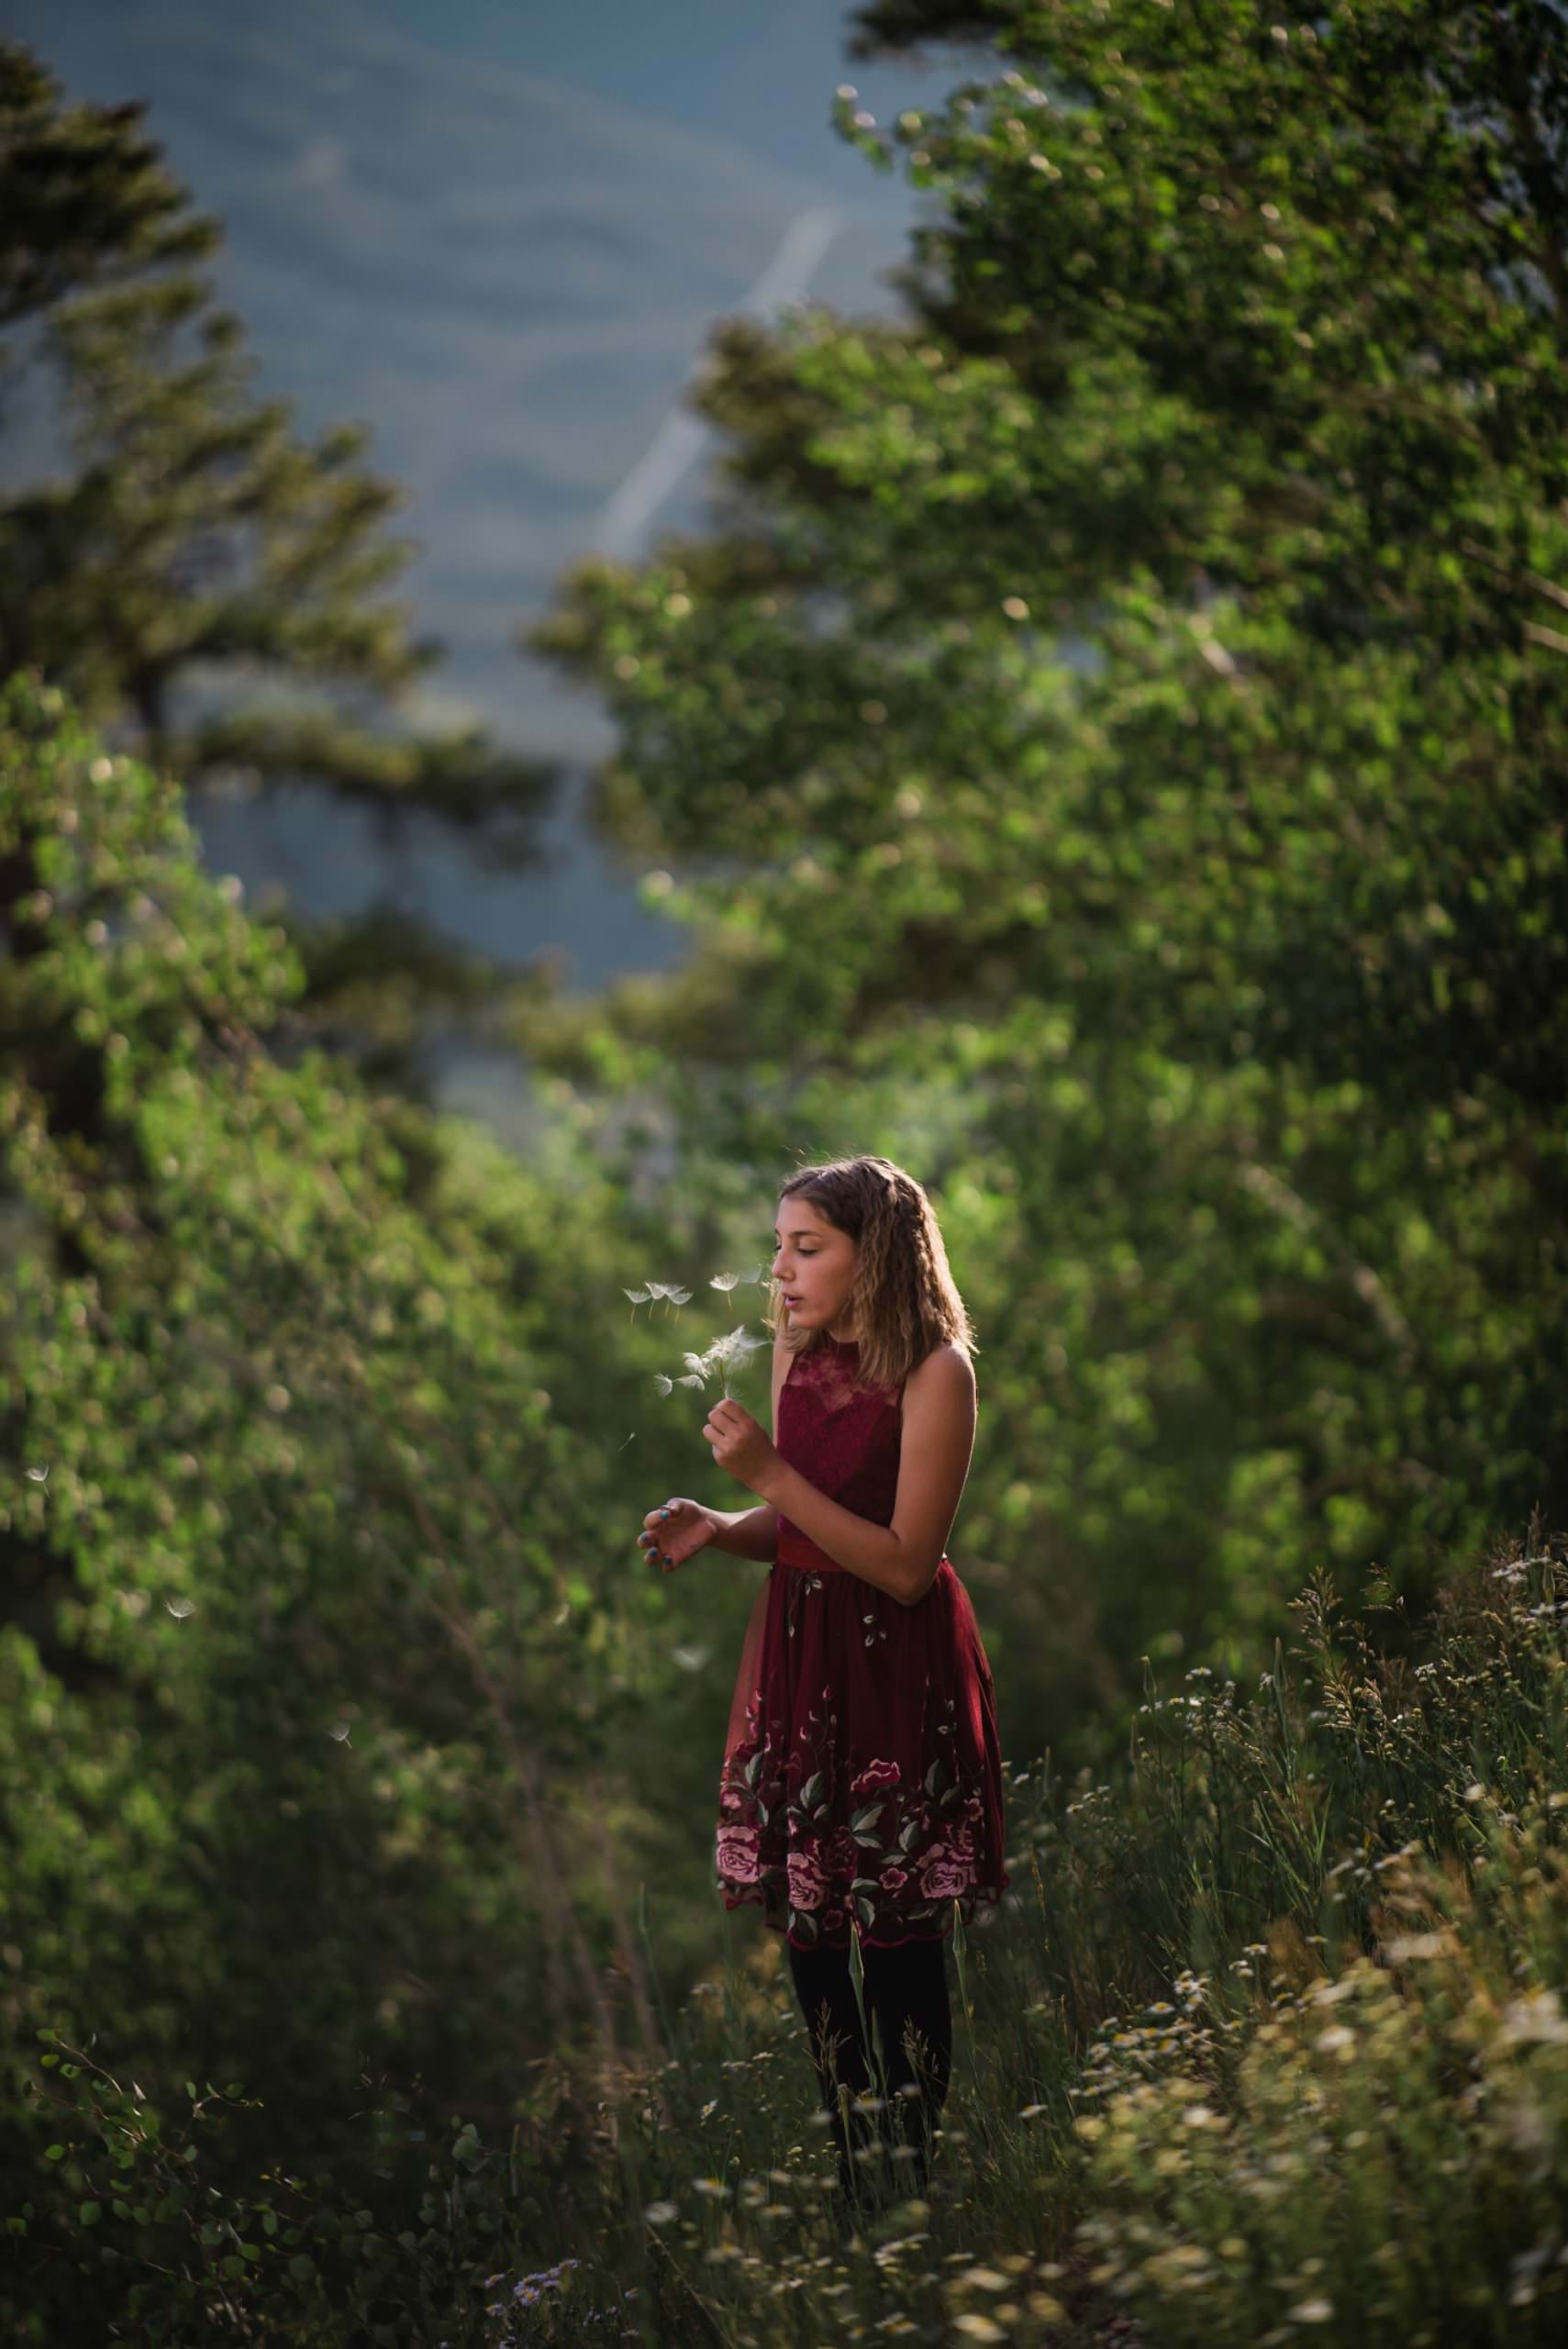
[786, 1935, 952, 2208]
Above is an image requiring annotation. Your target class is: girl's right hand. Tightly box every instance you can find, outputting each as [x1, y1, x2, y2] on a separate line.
[638, 1497, 720, 1574]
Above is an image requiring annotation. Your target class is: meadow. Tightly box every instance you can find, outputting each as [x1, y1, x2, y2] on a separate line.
[15, 1523, 1567, 2344]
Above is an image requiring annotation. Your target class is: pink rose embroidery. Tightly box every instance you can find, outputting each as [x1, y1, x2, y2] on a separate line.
[716, 1826, 762, 1883]
[822, 1909, 845, 1932]
[823, 1826, 859, 1879]
[720, 1790, 745, 1812]
[787, 1850, 828, 1910]
[918, 1847, 976, 1899]
[851, 1759, 901, 1794]
[879, 1865, 909, 1892]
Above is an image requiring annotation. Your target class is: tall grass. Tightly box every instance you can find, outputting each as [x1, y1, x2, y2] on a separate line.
[11, 1519, 1567, 2343]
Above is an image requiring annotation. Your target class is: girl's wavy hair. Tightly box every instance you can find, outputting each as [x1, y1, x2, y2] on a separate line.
[767, 1154, 978, 1391]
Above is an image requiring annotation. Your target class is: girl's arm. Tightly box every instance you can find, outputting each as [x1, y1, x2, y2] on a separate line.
[707, 1504, 780, 1561]
[753, 1344, 976, 1607]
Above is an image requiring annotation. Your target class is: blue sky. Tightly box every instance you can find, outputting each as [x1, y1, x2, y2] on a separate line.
[3, 1, 974, 1002]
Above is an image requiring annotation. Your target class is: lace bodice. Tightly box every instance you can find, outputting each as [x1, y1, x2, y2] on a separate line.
[774, 1333, 903, 1574]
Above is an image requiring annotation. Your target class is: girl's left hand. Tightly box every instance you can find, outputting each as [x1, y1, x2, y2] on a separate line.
[702, 1398, 781, 1491]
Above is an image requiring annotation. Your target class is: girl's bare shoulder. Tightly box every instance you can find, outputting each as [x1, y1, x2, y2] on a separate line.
[908, 1339, 975, 1390]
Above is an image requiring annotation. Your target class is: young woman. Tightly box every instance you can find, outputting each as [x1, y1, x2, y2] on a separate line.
[636, 1154, 1009, 2222]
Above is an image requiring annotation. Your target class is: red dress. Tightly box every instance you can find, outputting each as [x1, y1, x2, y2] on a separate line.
[714, 1331, 1010, 1950]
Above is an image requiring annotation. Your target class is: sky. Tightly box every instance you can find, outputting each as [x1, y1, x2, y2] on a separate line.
[1, 0, 973, 1015]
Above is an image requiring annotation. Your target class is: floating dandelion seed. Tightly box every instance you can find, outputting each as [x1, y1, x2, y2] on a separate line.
[329, 1722, 353, 1746]
[165, 1597, 196, 1620]
[652, 1374, 673, 1396]
[25, 1463, 49, 1483]
[709, 1270, 740, 1292]
[705, 1325, 769, 1397]
[663, 1326, 768, 1400]
[623, 1286, 653, 1319]
[672, 1644, 713, 1672]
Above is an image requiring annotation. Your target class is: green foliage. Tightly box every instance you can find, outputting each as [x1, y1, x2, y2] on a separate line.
[525, 0, 1568, 1707]
[0, 673, 723, 2178]
[15, 1509, 1565, 2340]
[6, 2043, 631, 2348]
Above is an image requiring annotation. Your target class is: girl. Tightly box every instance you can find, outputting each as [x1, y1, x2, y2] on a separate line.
[636, 1154, 1009, 2222]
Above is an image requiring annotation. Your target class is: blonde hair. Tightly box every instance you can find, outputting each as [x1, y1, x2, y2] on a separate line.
[768, 1153, 978, 1392]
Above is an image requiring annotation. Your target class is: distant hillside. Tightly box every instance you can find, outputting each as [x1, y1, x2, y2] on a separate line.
[1, 0, 921, 759]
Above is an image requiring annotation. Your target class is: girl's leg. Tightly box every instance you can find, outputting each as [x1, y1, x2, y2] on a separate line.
[859, 1934, 953, 2198]
[785, 1941, 882, 2205]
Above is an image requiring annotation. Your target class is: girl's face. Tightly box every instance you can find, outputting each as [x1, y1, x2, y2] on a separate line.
[771, 1195, 859, 1337]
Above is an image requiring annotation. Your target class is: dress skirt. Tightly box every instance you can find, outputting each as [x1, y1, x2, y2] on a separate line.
[714, 1551, 1011, 1951]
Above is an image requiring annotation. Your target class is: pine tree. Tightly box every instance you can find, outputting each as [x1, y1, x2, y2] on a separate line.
[0, 39, 556, 1089]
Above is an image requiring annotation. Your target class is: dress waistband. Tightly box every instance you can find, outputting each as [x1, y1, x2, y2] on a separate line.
[776, 1525, 844, 1574]
[776, 1528, 951, 1579]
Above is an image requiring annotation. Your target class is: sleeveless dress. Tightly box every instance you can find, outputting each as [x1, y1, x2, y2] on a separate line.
[713, 1331, 1010, 1950]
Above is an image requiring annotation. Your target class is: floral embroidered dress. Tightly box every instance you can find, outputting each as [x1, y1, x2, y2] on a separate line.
[714, 1330, 1010, 1950]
